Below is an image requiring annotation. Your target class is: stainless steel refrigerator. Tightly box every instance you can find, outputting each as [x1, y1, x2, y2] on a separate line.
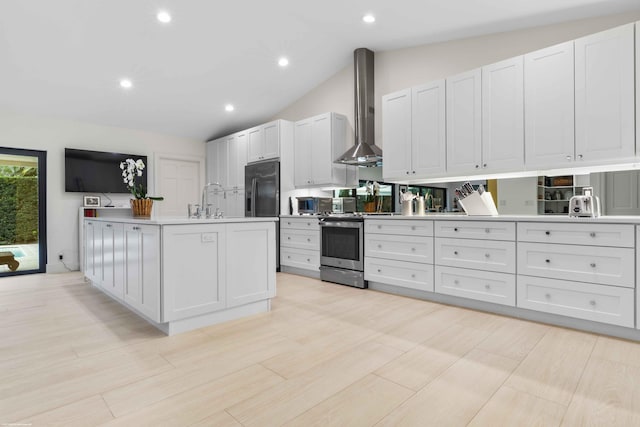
[245, 159, 280, 269]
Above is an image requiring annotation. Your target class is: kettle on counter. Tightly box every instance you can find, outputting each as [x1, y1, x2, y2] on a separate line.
[569, 187, 601, 218]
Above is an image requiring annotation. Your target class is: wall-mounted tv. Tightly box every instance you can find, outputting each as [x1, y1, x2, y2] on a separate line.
[65, 148, 148, 193]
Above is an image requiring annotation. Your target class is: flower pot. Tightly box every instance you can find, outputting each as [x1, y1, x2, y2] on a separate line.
[131, 198, 153, 218]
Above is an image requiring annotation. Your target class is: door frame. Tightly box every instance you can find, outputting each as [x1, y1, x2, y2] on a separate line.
[0, 146, 47, 276]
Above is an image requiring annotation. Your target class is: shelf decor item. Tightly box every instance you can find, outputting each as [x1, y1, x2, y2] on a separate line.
[120, 158, 163, 218]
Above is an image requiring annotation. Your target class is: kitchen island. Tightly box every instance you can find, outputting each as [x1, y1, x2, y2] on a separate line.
[83, 216, 277, 334]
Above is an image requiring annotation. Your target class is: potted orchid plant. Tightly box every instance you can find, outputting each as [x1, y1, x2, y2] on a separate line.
[120, 158, 163, 217]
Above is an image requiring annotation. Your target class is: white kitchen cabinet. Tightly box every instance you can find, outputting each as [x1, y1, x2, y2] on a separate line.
[435, 266, 516, 306]
[517, 222, 634, 248]
[365, 257, 434, 292]
[248, 120, 281, 163]
[482, 56, 524, 171]
[226, 222, 276, 307]
[100, 222, 124, 299]
[605, 171, 640, 216]
[280, 217, 320, 272]
[446, 69, 482, 174]
[365, 234, 433, 264]
[206, 138, 228, 188]
[365, 219, 433, 236]
[83, 219, 100, 284]
[435, 238, 516, 274]
[434, 220, 515, 241]
[281, 228, 319, 251]
[294, 112, 352, 188]
[575, 23, 635, 163]
[123, 223, 161, 322]
[162, 224, 226, 321]
[227, 131, 247, 189]
[524, 41, 575, 168]
[381, 88, 412, 179]
[224, 189, 245, 217]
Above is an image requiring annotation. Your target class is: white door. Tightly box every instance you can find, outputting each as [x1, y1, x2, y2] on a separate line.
[446, 68, 482, 174]
[382, 88, 412, 179]
[156, 154, 205, 217]
[524, 41, 575, 168]
[412, 80, 446, 176]
[482, 56, 524, 172]
[575, 24, 635, 163]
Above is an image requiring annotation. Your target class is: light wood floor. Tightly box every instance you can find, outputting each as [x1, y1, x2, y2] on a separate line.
[2, 272, 640, 426]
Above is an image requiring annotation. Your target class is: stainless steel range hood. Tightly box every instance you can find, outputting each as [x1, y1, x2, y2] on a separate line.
[335, 48, 382, 167]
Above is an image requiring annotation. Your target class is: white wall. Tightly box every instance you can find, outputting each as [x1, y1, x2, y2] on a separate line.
[0, 110, 205, 272]
[272, 10, 640, 172]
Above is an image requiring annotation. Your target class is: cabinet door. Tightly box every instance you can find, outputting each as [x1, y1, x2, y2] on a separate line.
[604, 171, 640, 215]
[412, 80, 446, 176]
[226, 222, 276, 307]
[524, 41, 575, 168]
[234, 131, 247, 189]
[224, 190, 245, 217]
[262, 121, 280, 160]
[247, 126, 263, 163]
[123, 224, 160, 322]
[84, 220, 97, 281]
[227, 133, 246, 189]
[482, 56, 524, 171]
[294, 118, 312, 187]
[446, 69, 482, 174]
[205, 139, 218, 186]
[382, 88, 412, 179]
[101, 222, 124, 299]
[575, 24, 635, 163]
[162, 224, 226, 321]
[310, 113, 333, 185]
[211, 190, 227, 215]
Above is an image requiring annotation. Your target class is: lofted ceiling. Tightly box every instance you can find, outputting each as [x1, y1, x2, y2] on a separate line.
[0, 0, 638, 141]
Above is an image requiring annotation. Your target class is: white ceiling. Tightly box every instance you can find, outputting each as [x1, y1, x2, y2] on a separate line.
[1, 0, 638, 141]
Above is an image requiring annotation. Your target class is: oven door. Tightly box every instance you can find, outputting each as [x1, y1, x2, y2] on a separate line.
[320, 220, 364, 271]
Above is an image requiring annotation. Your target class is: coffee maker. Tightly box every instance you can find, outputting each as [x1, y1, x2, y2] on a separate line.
[569, 187, 601, 218]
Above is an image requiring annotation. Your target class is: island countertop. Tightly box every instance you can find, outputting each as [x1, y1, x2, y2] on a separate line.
[85, 216, 279, 225]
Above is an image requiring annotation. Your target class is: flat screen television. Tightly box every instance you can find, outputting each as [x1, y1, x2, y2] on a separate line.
[65, 148, 148, 193]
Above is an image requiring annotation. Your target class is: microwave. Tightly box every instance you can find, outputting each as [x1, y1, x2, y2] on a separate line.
[332, 197, 356, 213]
[297, 197, 332, 214]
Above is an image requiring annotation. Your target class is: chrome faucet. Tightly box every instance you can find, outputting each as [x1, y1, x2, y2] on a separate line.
[200, 182, 223, 218]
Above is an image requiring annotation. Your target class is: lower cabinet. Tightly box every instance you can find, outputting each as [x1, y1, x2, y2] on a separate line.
[517, 275, 634, 328]
[123, 224, 161, 323]
[365, 257, 433, 292]
[435, 266, 515, 306]
[280, 217, 320, 272]
[281, 247, 319, 271]
[100, 222, 124, 300]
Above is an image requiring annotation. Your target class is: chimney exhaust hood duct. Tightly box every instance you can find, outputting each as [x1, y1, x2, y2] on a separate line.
[335, 48, 382, 167]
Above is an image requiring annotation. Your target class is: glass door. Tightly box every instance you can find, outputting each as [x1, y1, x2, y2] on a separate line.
[0, 147, 47, 276]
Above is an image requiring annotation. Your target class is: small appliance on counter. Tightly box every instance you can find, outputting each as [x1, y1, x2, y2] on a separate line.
[297, 197, 332, 215]
[569, 187, 601, 218]
[455, 182, 498, 216]
[332, 197, 356, 214]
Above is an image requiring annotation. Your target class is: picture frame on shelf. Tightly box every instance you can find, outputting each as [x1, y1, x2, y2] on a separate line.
[83, 195, 100, 207]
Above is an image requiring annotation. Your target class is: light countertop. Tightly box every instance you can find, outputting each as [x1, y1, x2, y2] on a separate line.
[85, 216, 279, 225]
[280, 214, 640, 224]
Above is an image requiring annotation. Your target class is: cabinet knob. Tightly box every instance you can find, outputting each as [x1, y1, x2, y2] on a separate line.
[590, 232, 596, 238]
[589, 300, 596, 306]
[307, 222, 311, 226]
[545, 259, 550, 263]
[485, 284, 491, 290]
[454, 251, 459, 255]
[377, 244, 382, 249]
[485, 228, 490, 233]
[307, 238, 311, 242]
[106, 224, 112, 228]
[307, 258, 310, 262]
[483, 164, 487, 168]
[411, 248, 416, 252]
[454, 227, 459, 232]
[411, 274, 415, 278]
[406, 171, 410, 175]
[484, 253, 490, 258]
[287, 222, 291, 225]
[578, 154, 583, 160]
[475, 165, 479, 169]
[287, 237, 291, 240]
[590, 262, 596, 268]
[454, 279, 459, 285]
[545, 231, 551, 235]
[133, 226, 140, 230]
[377, 269, 382, 273]
[411, 226, 415, 230]
[566, 155, 572, 161]
[545, 293, 551, 299]
[377, 225, 382, 229]
[412, 171, 416, 174]
[287, 255, 291, 259]
[87, 222, 92, 225]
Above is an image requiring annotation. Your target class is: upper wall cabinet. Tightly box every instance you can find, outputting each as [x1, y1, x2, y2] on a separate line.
[227, 131, 247, 189]
[637, 21, 640, 156]
[248, 120, 281, 163]
[294, 112, 354, 188]
[382, 81, 447, 180]
[446, 69, 482, 175]
[575, 23, 635, 164]
[206, 137, 228, 188]
[524, 41, 575, 168]
[482, 56, 524, 172]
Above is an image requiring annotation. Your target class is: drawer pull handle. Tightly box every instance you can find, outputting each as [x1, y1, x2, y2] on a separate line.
[411, 248, 416, 252]
[485, 228, 490, 233]
[484, 253, 490, 258]
[307, 223, 311, 226]
[485, 284, 491, 290]
[411, 226, 415, 230]
[377, 269, 382, 273]
[307, 258, 310, 262]
[454, 280, 459, 285]
[287, 237, 291, 240]
[378, 244, 382, 249]
[411, 274, 415, 278]
[545, 259, 550, 263]
[590, 263, 596, 268]
[590, 232, 596, 238]
[545, 293, 551, 299]
[378, 225, 382, 229]
[287, 255, 291, 259]
[106, 224, 112, 228]
[287, 222, 291, 225]
[454, 251, 458, 255]
[307, 238, 311, 242]
[133, 226, 140, 231]
[454, 227, 459, 232]
[589, 300, 596, 306]
[545, 231, 550, 236]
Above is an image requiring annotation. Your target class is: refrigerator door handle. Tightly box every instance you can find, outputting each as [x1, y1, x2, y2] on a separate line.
[250, 177, 257, 217]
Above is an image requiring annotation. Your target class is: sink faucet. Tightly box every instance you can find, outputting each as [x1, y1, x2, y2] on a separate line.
[201, 182, 223, 218]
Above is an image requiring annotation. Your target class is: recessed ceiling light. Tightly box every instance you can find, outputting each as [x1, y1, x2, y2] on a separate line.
[119, 78, 133, 89]
[362, 14, 375, 24]
[225, 104, 235, 112]
[278, 57, 289, 67]
[157, 10, 172, 23]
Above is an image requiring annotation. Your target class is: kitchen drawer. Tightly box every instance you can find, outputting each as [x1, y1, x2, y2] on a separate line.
[365, 234, 433, 264]
[365, 257, 434, 292]
[517, 275, 634, 328]
[281, 247, 319, 271]
[434, 221, 515, 241]
[518, 242, 634, 288]
[518, 222, 634, 248]
[280, 217, 320, 231]
[365, 219, 433, 237]
[435, 238, 516, 274]
[281, 229, 319, 250]
[435, 266, 515, 306]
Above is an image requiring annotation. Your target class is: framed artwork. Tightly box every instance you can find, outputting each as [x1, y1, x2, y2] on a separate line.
[83, 195, 100, 207]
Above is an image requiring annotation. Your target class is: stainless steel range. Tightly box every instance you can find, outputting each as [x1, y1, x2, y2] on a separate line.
[319, 214, 366, 289]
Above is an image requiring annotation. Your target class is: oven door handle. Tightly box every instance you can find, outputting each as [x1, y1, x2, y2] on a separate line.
[319, 221, 363, 229]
